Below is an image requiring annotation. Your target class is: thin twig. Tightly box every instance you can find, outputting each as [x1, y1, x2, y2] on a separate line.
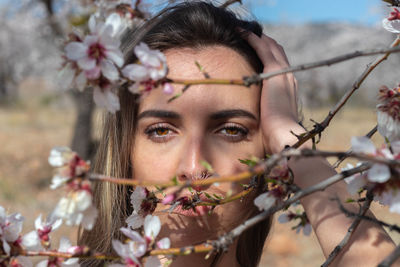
[168, 46, 400, 89]
[378, 245, 400, 267]
[209, 164, 371, 253]
[220, 0, 242, 9]
[292, 36, 400, 149]
[88, 148, 399, 188]
[336, 198, 400, 233]
[321, 191, 373, 267]
[332, 125, 378, 168]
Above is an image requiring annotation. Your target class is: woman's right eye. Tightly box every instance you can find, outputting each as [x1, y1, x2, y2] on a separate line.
[144, 124, 176, 142]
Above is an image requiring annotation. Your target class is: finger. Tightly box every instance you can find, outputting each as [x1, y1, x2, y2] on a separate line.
[260, 34, 290, 66]
[242, 30, 276, 64]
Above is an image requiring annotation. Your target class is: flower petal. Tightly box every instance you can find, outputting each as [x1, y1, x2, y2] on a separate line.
[156, 238, 170, 249]
[93, 87, 120, 114]
[105, 49, 124, 68]
[145, 256, 162, 267]
[77, 57, 96, 71]
[368, 164, 391, 183]
[101, 60, 119, 81]
[65, 42, 87, 60]
[254, 192, 276, 211]
[351, 136, 376, 154]
[383, 18, 400, 33]
[122, 64, 149, 81]
[126, 211, 144, 229]
[144, 215, 161, 239]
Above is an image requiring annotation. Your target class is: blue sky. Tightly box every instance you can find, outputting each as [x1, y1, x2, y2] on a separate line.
[247, 0, 387, 25]
[0, 0, 390, 25]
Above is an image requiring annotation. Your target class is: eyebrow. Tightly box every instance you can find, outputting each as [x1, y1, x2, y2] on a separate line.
[137, 109, 257, 121]
[210, 109, 257, 121]
[137, 110, 181, 120]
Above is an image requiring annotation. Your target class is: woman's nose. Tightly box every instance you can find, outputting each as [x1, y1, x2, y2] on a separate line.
[176, 137, 211, 182]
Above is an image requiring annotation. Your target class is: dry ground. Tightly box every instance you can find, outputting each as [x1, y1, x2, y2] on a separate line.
[1, 100, 399, 266]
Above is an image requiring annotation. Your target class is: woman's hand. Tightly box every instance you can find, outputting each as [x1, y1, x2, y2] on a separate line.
[243, 31, 304, 154]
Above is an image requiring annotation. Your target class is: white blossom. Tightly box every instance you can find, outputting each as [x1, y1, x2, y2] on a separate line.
[254, 192, 277, 211]
[382, 8, 400, 33]
[156, 238, 170, 249]
[51, 190, 98, 230]
[144, 215, 160, 240]
[375, 189, 400, 214]
[0, 206, 24, 255]
[296, 223, 312, 236]
[126, 187, 147, 229]
[93, 86, 120, 114]
[342, 163, 367, 195]
[144, 256, 162, 267]
[377, 107, 400, 143]
[350, 137, 392, 183]
[21, 214, 61, 251]
[122, 42, 168, 94]
[37, 237, 80, 267]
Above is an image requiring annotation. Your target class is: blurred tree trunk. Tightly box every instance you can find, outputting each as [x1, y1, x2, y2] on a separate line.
[41, 0, 95, 160]
[71, 89, 95, 160]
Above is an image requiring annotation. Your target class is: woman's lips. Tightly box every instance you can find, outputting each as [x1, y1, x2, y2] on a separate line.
[167, 192, 215, 217]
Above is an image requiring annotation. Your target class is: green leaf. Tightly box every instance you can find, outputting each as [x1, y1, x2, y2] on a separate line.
[213, 194, 222, 200]
[345, 198, 355, 203]
[238, 156, 259, 167]
[200, 160, 214, 172]
[204, 192, 212, 199]
[171, 176, 178, 186]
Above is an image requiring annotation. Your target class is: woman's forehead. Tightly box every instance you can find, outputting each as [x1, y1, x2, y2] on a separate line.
[137, 46, 261, 116]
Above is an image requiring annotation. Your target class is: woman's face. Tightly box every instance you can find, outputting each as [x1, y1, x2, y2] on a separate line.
[131, 45, 264, 245]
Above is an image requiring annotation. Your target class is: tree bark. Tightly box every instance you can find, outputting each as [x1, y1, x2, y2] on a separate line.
[70, 89, 95, 160]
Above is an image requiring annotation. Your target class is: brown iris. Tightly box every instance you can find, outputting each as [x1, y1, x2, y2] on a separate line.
[156, 128, 169, 136]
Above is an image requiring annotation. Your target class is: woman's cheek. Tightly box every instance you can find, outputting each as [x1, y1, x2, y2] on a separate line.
[132, 139, 179, 183]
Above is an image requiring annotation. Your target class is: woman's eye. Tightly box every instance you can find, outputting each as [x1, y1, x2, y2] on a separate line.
[155, 128, 169, 136]
[145, 124, 175, 142]
[218, 124, 249, 142]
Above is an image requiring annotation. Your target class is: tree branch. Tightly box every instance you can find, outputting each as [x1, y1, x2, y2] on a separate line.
[378, 245, 400, 267]
[336, 198, 400, 233]
[209, 164, 371, 254]
[291, 36, 400, 148]
[168, 46, 400, 89]
[220, 0, 242, 9]
[321, 191, 373, 267]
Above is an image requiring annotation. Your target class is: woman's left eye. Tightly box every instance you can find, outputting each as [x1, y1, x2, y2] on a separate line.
[145, 124, 176, 143]
[217, 124, 249, 142]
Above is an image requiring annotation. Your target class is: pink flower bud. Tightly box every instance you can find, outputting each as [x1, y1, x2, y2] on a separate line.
[162, 194, 176, 205]
[163, 82, 174, 95]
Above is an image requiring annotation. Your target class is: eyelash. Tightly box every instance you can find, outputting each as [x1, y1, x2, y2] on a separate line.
[145, 123, 176, 143]
[216, 123, 249, 142]
[144, 123, 249, 143]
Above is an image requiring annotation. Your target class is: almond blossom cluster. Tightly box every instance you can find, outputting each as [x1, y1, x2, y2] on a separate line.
[278, 210, 312, 236]
[0, 206, 25, 264]
[343, 137, 400, 213]
[126, 187, 157, 229]
[383, 7, 400, 33]
[253, 159, 291, 212]
[377, 84, 400, 142]
[59, 4, 170, 114]
[21, 214, 62, 251]
[48, 147, 97, 230]
[112, 215, 170, 267]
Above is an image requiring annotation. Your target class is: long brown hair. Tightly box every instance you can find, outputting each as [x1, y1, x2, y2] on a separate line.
[79, 2, 272, 266]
